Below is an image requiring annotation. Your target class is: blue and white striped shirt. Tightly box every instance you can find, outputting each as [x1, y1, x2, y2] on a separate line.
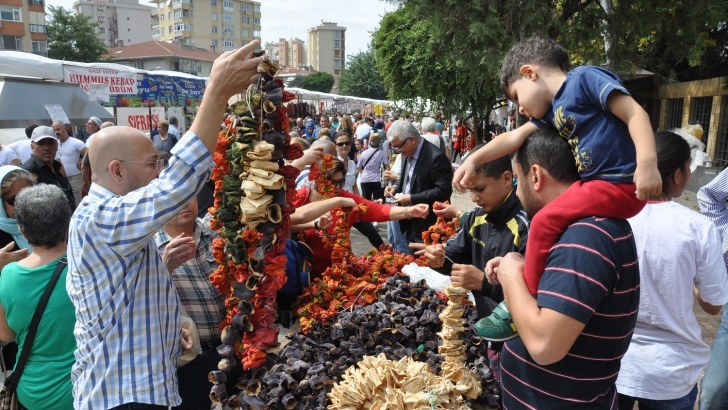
[66, 131, 212, 410]
[698, 169, 728, 269]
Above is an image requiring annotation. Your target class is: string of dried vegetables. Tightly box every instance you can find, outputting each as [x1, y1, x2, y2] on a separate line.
[422, 201, 458, 245]
[207, 51, 304, 408]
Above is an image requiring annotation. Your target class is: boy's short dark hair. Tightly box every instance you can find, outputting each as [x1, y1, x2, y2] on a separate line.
[468, 143, 513, 179]
[500, 35, 570, 94]
[514, 126, 580, 184]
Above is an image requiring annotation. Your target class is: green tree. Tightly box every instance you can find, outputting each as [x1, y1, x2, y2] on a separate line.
[47, 6, 108, 63]
[338, 49, 388, 99]
[302, 72, 335, 93]
[375, 0, 728, 139]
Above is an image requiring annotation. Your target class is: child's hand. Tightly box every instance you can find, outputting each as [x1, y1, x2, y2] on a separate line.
[634, 162, 662, 200]
[452, 160, 473, 193]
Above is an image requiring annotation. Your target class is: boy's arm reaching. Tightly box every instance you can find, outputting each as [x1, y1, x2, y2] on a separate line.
[607, 92, 661, 200]
[453, 122, 537, 192]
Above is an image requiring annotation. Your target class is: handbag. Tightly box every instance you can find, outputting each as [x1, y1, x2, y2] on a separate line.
[0, 257, 67, 410]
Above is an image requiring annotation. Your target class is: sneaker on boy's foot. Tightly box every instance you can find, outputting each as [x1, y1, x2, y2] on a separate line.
[474, 301, 518, 342]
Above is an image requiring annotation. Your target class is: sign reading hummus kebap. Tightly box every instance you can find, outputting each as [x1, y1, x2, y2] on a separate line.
[63, 66, 138, 94]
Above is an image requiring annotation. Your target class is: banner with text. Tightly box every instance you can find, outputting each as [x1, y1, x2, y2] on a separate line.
[64, 66, 138, 94]
[117, 107, 166, 132]
[110, 74, 206, 108]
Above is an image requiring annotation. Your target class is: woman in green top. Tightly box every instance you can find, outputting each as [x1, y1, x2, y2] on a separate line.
[0, 184, 75, 410]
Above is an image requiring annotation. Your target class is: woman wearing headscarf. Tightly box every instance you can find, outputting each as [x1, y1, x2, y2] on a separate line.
[0, 166, 36, 255]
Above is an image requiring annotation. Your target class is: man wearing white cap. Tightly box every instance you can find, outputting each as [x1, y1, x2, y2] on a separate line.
[22, 126, 76, 211]
[85, 116, 102, 148]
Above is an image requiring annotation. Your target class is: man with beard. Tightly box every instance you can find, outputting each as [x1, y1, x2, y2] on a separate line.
[484, 126, 640, 408]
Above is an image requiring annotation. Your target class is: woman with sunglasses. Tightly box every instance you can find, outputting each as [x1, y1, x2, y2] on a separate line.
[0, 165, 36, 386]
[292, 159, 429, 279]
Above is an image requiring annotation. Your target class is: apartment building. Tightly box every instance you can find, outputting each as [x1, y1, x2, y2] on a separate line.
[150, 0, 260, 53]
[74, 0, 153, 48]
[0, 0, 47, 55]
[307, 21, 345, 76]
[278, 37, 306, 68]
[264, 41, 278, 62]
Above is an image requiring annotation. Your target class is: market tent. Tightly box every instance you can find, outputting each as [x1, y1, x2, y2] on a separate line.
[0, 51, 64, 81]
[0, 76, 114, 132]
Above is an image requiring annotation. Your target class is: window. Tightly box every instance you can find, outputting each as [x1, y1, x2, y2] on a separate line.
[666, 98, 684, 130]
[211, 13, 217, 20]
[253, 30, 260, 38]
[98, 16, 105, 22]
[0, 36, 23, 51]
[224, 38, 234, 47]
[30, 24, 46, 33]
[223, 0, 232, 9]
[223, 25, 233, 34]
[241, 3, 248, 12]
[197, 63, 202, 73]
[97, 5, 105, 10]
[32, 40, 47, 56]
[334, 59, 340, 68]
[160, 14, 164, 21]
[0, 6, 21, 22]
[161, 28, 165, 35]
[334, 50, 340, 58]
[253, 17, 260, 25]
[211, 26, 217, 34]
[242, 16, 249, 24]
[242, 29, 249, 37]
[175, 22, 190, 32]
[223, 12, 233, 22]
[190, 11, 193, 17]
[211, 0, 216, 5]
[29, 0, 43, 6]
[690, 97, 713, 136]
[211, 39, 218, 47]
[334, 40, 340, 49]
[334, 69, 340, 75]
[168, 12, 172, 19]
[334, 30, 340, 39]
[174, 9, 187, 18]
[98, 27, 106, 34]
[253, 5, 260, 12]
[152, 27, 160, 36]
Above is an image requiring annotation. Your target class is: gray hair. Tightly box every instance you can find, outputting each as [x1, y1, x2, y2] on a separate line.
[421, 117, 436, 133]
[101, 121, 115, 129]
[311, 139, 336, 155]
[387, 120, 421, 143]
[15, 184, 71, 248]
[1, 168, 36, 196]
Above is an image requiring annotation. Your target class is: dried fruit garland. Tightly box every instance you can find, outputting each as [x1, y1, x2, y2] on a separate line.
[422, 201, 458, 245]
[296, 246, 422, 333]
[208, 51, 303, 386]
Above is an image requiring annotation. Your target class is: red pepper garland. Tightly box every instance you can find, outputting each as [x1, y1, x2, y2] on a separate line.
[422, 201, 458, 245]
[208, 50, 303, 399]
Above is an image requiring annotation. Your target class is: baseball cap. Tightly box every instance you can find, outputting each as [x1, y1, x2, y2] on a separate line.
[30, 126, 58, 143]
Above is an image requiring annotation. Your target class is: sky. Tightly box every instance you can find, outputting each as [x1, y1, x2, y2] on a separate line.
[45, 0, 397, 59]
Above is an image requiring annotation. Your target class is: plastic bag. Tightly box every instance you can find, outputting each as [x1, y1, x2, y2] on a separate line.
[401, 262, 476, 303]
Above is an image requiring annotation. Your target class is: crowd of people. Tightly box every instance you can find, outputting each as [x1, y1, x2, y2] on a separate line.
[0, 35, 727, 410]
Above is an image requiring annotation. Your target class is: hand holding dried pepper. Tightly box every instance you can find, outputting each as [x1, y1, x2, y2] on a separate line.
[162, 233, 197, 272]
[451, 263, 486, 291]
[424, 243, 447, 268]
[433, 202, 462, 219]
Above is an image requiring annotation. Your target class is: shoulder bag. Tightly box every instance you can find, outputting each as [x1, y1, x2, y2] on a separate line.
[0, 257, 67, 410]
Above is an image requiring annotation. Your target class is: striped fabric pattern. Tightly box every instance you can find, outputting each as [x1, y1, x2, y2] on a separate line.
[501, 217, 640, 409]
[66, 131, 212, 410]
[697, 171, 728, 268]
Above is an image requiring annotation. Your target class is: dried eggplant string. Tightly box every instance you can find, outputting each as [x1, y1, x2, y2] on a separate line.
[207, 51, 304, 408]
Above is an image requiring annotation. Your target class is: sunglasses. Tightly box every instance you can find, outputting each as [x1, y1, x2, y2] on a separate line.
[3, 195, 16, 206]
[336, 141, 351, 147]
[329, 178, 346, 187]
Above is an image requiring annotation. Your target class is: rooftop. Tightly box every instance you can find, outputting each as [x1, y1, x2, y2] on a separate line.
[104, 41, 221, 62]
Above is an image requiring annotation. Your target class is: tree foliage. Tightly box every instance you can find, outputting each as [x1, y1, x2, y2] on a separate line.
[302, 72, 335, 93]
[47, 6, 108, 63]
[374, 0, 728, 120]
[338, 49, 388, 100]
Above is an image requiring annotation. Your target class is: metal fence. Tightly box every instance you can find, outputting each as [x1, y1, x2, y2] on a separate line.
[715, 98, 728, 168]
[689, 96, 713, 136]
[666, 98, 684, 130]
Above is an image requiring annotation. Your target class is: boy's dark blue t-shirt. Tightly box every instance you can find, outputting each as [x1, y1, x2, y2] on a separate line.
[532, 66, 637, 183]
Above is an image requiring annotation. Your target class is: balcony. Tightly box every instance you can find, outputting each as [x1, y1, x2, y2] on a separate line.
[28, 0, 44, 6]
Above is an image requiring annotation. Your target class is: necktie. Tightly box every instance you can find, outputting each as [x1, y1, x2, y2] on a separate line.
[402, 158, 411, 195]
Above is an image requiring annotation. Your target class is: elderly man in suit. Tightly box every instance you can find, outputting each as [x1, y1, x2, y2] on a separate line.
[385, 120, 453, 251]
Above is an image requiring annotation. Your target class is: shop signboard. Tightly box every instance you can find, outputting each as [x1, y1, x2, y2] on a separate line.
[117, 107, 166, 132]
[64, 65, 138, 94]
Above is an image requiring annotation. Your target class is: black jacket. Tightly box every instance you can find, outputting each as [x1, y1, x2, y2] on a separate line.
[438, 190, 529, 318]
[396, 139, 453, 241]
[22, 155, 76, 212]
